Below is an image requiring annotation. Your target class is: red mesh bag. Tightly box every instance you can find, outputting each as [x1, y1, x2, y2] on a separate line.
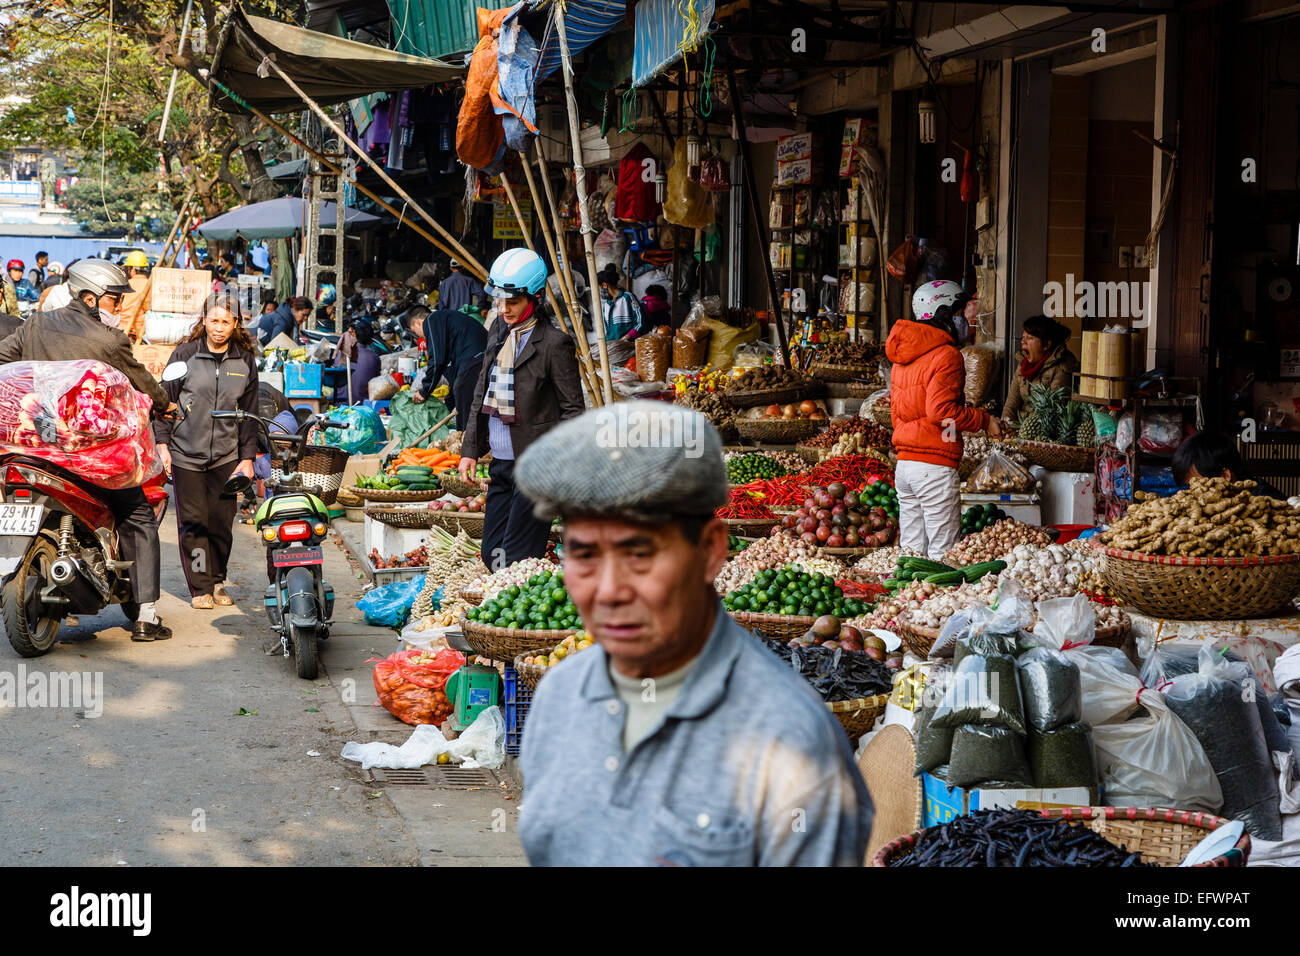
[0, 360, 160, 489]
[370, 648, 466, 726]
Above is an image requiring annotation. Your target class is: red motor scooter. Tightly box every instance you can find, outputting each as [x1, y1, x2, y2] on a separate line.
[0, 455, 169, 657]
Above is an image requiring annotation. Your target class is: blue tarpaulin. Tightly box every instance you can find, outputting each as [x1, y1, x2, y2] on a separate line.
[631, 0, 715, 88]
[534, 0, 626, 81]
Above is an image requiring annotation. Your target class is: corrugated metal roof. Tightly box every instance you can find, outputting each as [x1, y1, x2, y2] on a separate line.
[387, 0, 516, 61]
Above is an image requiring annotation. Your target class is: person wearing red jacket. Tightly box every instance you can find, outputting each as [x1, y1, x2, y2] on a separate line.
[885, 280, 1001, 560]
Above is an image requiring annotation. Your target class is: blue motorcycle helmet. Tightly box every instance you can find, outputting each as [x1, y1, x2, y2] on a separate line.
[485, 248, 548, 299]
[317, 283, 337, 306]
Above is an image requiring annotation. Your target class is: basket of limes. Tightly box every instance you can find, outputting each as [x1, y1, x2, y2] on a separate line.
[514, 631, 596, 689]
[460, 567, 583, 659]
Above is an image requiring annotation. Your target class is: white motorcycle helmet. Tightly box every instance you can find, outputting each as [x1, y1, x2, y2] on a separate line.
[911, 279, 964, 322]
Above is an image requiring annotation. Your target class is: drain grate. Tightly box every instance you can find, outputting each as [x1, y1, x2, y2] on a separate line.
[365, 766, 498, 789]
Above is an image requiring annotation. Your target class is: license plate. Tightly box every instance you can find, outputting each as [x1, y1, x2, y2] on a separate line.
[0, 503, 44, 536]
[273, 546, 322, 568]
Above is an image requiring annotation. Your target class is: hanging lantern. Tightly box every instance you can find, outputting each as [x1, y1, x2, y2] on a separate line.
[686, 123, 702, 167]
[654, 172, 667, 203]
[918, 100, 936, 145]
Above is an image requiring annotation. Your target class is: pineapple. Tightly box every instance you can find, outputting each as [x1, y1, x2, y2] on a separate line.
[1075, 408, 1097, 447]
[1018, 410, 1049, 442]
[1025, 384, 1066, 444]
[1057, 402, 1085, 446]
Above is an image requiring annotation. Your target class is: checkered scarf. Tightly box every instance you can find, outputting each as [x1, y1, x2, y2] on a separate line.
[481, 305, 538, 425]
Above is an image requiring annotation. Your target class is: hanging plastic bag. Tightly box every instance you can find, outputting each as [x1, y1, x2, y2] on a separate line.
[1115, 409, 1185, 455]
[663, 137, 714, 229]
[962, 344, 1000, 406]
[1164, 644, 1282, 839]
[369, 647, 466, 727]
[358, 576, 427, 629]
[593, 228, 627, 274]
[322, 404, 387, 454]
[886, 235, 919, 282]
[967, 449, 1036, 494]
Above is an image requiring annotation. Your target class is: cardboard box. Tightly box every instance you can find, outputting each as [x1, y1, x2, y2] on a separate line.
[131, 343, 176, 381]
[921, 772, 1096, 828]
[776, 132, 817, 163]
[776, 158, 817, 186]
[283, 363, 322, 398]
[149, 268, 212, 315]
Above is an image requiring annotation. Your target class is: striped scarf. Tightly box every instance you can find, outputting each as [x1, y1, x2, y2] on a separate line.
[481, 303, 538, 425]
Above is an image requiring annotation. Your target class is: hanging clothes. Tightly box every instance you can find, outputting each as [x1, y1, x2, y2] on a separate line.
[616, 142, 661, 222]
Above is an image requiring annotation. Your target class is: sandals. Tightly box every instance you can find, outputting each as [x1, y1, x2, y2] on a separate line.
[213, 583, 234, 607]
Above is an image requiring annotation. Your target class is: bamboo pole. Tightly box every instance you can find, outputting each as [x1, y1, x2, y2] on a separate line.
[531, 148, 583, 330]
[499, 171, 600, 403]
[234, 27, 490, 281]
[553, 6, 614, 405]
[158, 185, 196, 265]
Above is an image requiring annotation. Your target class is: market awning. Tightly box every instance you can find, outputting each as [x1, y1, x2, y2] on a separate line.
[534, 0, 626, 81]
[209, 7, 463, 114]
[632, 0, 715, 88]
[197, 197, 380, 241]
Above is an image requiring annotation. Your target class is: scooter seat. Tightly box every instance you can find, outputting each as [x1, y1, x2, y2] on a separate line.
[255, 493, 329, 528]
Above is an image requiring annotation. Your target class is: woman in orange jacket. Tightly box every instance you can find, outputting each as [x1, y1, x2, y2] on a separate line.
[885, 280, 1002, 560]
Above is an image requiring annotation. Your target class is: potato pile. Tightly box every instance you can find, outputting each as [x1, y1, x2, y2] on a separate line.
[1098, 478, 1300, 557]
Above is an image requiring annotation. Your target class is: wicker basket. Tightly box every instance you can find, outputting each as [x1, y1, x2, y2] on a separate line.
[349, 486, 442, 503]
[872, 806, 1251, 867]
[722, 383, 817, 408]
[334, 489, 363, 508]
[720, 516, 778, 536]
[819, 545, 878, 559]
[728, 610, 817, 641]
[827, 693, 889, 744]
[512, 650, 551, 690]
[270, 443, 350, 505]
[865, 402, 892, 428]
[847, 381, 886, 400]
[459, 615, 577, 660]
[795, 442, 827, 464]
[426, 511, 487, 535]
[896, 613, 1131, 658]
[1098, 546, 1300, 619]
[438, 473, 488, 498]
[808, 360, 877, 383]
[735, 417, 824, 444]
[459, 588, 483, 606]
[364, 506, 441, 529]
[1012, 439, 1095, 473]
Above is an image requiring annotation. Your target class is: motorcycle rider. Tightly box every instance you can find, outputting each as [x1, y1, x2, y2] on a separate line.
[0, 258, 178, 641]
[7, 260, 39, 306]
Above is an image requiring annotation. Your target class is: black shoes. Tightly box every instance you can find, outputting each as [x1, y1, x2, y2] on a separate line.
[131, 620, 173, 642]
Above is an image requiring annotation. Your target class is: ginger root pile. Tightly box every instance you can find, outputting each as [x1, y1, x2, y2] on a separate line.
[1099, 477, 1300, 557]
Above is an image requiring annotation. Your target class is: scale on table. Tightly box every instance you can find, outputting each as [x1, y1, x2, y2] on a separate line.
[444, 665, 503, 732]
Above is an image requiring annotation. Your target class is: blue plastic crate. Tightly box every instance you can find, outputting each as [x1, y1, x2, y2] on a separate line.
[504, 667, 532, 757]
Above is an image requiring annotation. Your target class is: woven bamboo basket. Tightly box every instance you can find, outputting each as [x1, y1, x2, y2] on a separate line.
[827, 693, 889, 744]
[865, 402, 892, 428]
[818, 545, 878, 559]
[722, 383, 817, 408]
[426, 511, 487, 535]
[334, 489, 363, 508]
[1012, 439, 1095, 473]
[459, 588, 483, 606]
[459, 615, 577, 660]
[349, 486, 442, 503]
[270, 443, 350, 505]
[437, 473, 488, 498]
[872, 806, 1251, 867]
[720, 516, 778, 536]
[808, 360, 877, 383]
[363, 506, 442, 529]
[512, 651, 551, 690]
[847, 380, 886, 400]
[897, 613, 1131, 658]
[728, 610, 817, 641]
[795, 442, 828, 463]
[735, 417, 824, 444]
[1098, 546, 1300, 619]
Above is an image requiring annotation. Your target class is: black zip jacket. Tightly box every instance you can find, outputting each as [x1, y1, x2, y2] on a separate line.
[154, 338, 260, 470]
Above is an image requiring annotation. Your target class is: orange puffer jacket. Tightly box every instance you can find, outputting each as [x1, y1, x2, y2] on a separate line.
[885, 320, 989, 468]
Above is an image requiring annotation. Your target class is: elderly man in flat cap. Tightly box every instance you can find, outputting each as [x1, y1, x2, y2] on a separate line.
[513, 401, 873, 866]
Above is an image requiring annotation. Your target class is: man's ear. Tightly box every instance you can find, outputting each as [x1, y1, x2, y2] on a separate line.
[699, 518, 728, 584]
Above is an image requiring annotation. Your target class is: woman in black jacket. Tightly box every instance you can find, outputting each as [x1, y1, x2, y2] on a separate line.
[155, 292, 260, 609]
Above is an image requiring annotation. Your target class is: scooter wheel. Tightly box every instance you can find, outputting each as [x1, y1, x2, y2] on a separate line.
[3, 538, 61, 657]
[292, 623, 319, 680]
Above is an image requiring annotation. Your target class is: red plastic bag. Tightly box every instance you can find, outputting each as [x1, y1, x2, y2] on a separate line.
[886, 235, 919, 282]
[370, 648, 466, 726]
[0, 360, 159, 489]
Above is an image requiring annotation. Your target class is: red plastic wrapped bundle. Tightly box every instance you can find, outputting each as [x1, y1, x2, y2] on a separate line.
[0, 360, 160, 489]
[370, 648, 466, 726]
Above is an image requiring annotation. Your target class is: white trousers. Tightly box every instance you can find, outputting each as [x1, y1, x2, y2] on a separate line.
[894, 459, 961, 562]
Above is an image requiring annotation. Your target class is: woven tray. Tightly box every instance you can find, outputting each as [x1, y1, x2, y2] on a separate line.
[438, 473, 488, 498]
[1098, 546, 1300, 619]
[722, 383, 816, 408]
[896, 614, 1130, 658]
[459, 588, 483, 606]
[847, 381, 885, 400]
[735, 417, 824, 444]
[819, 545, 880, 558]
[827, 693, 888, 744]
[865, 403, 892, 428]
[349, 486, 442, 503]
[1012, 439, 1095, 473]
[459, 615, 577, 660]
[728, 610, 817, 641]
[512, 650, 551, 690]
[872, 806, 1251, 867]
[334, 489, 363, 508]
[720, 516, 779, 536]
[364, 506, 442, 529]
[795, 442, 827, 463]
[809, 360, 877, 383]
[426, 511, 487, 535]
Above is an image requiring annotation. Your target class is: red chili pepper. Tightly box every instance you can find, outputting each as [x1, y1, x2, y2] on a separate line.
[715, 499, 776, 520]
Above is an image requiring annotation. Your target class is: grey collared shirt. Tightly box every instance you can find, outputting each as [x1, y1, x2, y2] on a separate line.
[518, 602, 874, 866]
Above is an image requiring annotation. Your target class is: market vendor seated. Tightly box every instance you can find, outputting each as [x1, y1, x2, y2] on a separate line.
[1002, 315, 1079, 424]
[513, 401, 874, 866]
[1172, 430, 1288, 500]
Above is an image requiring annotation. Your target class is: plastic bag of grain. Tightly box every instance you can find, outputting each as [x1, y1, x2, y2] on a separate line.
[962, 344, 999, 406]
[635, 330, 672, 383]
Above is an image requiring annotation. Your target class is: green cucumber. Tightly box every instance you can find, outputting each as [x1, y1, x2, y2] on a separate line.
[902, 557, 956, 573]
[923, 570, 967, 586]
[961, 560, 1006, 582]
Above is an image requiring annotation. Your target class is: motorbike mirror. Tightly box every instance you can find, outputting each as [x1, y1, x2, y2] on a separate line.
[161, 361, 189, 383]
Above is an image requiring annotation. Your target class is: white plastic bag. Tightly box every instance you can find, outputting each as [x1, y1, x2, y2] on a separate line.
[1116, 409, 1184, 454]
[340, 723, 451, 770]
[447, 705, 506, 770]
[930, 579, 1034, 659]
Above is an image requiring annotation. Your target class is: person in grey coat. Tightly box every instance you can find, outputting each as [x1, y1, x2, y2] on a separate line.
[512, 402, 874, 866]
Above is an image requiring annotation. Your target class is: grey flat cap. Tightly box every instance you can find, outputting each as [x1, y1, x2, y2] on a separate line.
[515, 401, 727, 522]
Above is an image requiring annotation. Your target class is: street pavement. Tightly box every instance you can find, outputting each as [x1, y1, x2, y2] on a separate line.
[0, 502, 526, 866]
